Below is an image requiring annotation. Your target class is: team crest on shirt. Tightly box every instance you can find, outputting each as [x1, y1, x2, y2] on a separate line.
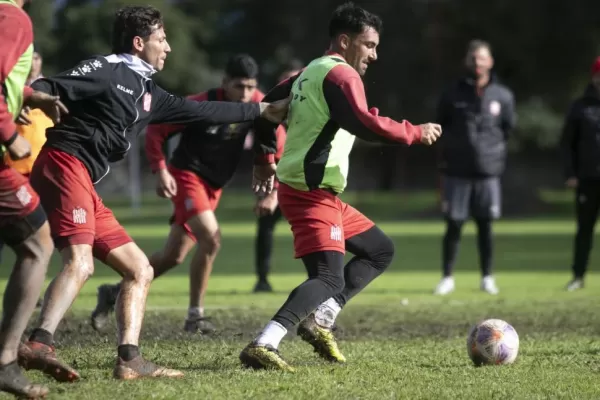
[72, 207, 87, 224]
[489, 100, 501, 116]
[143, 93, 152, 112]
[16, 185, 32, 206]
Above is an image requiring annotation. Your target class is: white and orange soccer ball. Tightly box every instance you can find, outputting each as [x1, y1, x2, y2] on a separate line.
[467, 319, 519, 366]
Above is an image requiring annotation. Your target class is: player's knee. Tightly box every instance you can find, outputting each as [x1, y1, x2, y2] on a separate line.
[130, 258, 154, 284]
[62, 245, 95, 280]
[16, 222, 53, 267]
[373, 233, 395, 270]
[197, 229, 221, 255]
[321, 268, 345, 294]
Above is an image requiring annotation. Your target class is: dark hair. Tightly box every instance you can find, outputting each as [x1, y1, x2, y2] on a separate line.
[467, 39, 492, 55]
[112, 6, 164, 54]
[328, 2, 383, 39]
[225, 54, 259, 79]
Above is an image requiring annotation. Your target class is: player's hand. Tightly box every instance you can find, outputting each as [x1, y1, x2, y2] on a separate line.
[419, 123, 442, 145]
[6, 135, 31, 160]
[565, 177, 578, 189]
[259, 94, 292, 123]
[25, 91, 69, 124]
[254, 190, 279, 217]
[156, 168, 177, 198]
[253, 163, 277, 194]
[17, 107, 32, 125]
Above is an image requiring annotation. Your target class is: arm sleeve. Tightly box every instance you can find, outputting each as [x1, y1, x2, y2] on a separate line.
[253, 72, 301, 164]
[560, 102, 580, 178]
[150, 85, 261, 125]
[0, 6, 33, 142]
[501, 90, 517, 138]
[145, 123, 184, 173]
[145, 92, 209, 172]
[323, 65, 422, 145]
[31, 57, 110, 101]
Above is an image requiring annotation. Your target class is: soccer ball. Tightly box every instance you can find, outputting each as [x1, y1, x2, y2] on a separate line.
[466, 319, 519, 366]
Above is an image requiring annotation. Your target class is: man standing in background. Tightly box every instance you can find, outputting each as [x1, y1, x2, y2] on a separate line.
[434, 39, 516, 296]
[252, 59, 303, 293]
[560, 56, 600, 291]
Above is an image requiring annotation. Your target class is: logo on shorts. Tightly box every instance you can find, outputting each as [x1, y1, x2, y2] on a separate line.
[489, 100, 502, 116]
[72, 207, 87, 224]
[16, 185, 32, 207]
[143, 93, 152, 112]
[330, 224, 342, 242]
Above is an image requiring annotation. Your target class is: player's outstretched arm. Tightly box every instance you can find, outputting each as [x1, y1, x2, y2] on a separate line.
[324, 64, 441, 146]
[149, 85, 289, 127]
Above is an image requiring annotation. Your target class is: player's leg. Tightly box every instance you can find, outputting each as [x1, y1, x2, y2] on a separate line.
[182, 210, 221, 333]
[99, 239, 183, 379]
[253, 206, 282, 292]
[472, 176, 502, 294]
[90, 224, 195, 331]
[566, 180, 600, 291]
[240, 186, 345, 371]
[435, 176, 470, 295]
[19, 149, 95, 382]
[0, 171, 52, 398]
[298, 206, 393, 362]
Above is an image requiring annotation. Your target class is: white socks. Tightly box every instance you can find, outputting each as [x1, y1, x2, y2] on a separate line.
[314, 298, 342, 328]
[255, 321, 287, 349]
[187, 307, 204, 320]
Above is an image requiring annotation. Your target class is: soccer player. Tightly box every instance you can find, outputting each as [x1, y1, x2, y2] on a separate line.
[1, 49, 53, 279]
[239, 2, 442, 371]
[561, 56, 600, 291]
[433, 39, 516, 296]
[18, 6, 288, 382]
[90, 54, 286, 333]
[253, 59, 303, 293]
[0, 0, 68, 397]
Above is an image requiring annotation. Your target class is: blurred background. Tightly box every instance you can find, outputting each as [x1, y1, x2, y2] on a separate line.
[24, 0, 600, 218]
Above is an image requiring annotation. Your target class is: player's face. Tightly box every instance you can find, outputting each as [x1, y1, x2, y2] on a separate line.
[30, 52, 42, 79]
[138, 26, 171, 71]
[465, 46, 494, 78]
[343, 27, 379, 76]
[223, 77, 258, 103]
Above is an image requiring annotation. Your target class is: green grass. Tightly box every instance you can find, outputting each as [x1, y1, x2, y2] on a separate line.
[1, 194, 599, 399]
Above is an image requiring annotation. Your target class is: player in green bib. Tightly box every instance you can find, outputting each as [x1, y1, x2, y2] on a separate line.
[240, 2, 442, 371]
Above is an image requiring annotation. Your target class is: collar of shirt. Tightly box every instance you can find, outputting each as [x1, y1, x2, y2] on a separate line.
[106, 53, 156, 79]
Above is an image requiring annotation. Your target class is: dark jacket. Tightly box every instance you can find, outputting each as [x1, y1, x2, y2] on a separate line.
[32, 54, 263, 184]
[437, 75, 516, 177]
[560, 84, 600, 180]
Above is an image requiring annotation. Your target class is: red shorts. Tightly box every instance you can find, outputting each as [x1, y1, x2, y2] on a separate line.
[0, 164, 41, 224]
[278, 183, 375, 258]
[29, 148, 132, 261]
[168, 166, 222, 239]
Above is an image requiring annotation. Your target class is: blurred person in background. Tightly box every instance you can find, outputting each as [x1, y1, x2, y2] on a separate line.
[252, 59, 303, 293]
[90, 54, 287, 334]
[560, 56, 600, 291]
[434, 39, 516, 296]
[1, 49, 53, 271]
[0, 0, 68, 398]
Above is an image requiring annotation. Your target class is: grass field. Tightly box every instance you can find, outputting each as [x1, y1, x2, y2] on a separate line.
[1, 191, 599, 399]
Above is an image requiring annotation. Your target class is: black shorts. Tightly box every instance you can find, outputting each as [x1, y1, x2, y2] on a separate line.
[0, 203, 47, 247]
[441, 176, 501, 221]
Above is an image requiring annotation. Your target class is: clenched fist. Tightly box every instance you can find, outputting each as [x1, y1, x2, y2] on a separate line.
[419, 123, 442, 145]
